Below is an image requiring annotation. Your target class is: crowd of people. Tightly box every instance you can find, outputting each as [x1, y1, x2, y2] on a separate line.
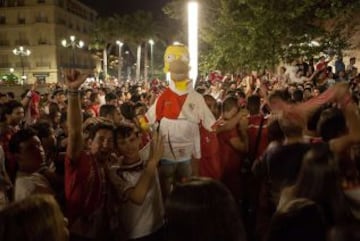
[0, 54, 359, 241]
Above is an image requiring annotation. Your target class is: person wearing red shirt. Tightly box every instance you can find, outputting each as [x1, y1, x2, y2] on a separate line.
[64, 69, 122, 241]
[218, 96, 248, 201]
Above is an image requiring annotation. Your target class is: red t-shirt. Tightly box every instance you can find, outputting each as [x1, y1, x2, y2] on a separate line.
[65, 151, 106, 223]
[155, 88, 187, 121]
[199, 125, 222, 179]
[218, 127, 243, 199]
[247, 115, 268, 161]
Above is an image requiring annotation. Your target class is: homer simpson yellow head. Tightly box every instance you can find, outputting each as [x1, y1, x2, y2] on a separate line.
[164, 43, 190, 91]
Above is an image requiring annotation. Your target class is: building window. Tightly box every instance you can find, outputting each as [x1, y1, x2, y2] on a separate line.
[38, 37, 47, 45]
[0, 32, 9, 46]
[0, 54, 9, 68]
[15, 31, 29, 45]
[38, 0, 45, 3]
[36, 12, 48, 23]
[18, 18, 25, 24]
[18, 12, 25, 24]
[17, 0, 25, 6]
[0, 16, 6, 24]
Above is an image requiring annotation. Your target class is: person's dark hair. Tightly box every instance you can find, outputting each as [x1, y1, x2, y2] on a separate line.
[292, 143, 353, 225]
[292, 89, 303, 103]
[53, 89, 64, 97]
[99, 104, 117, 118]
[166, 177, 246, 241]
[86, 123, 114, 140]
[247, 95, 260, 115]
[267, 118, 285, 143]
[120, 102, 135, 120]
[48, 102, 60, 115]
[30, 121, 53, 139]
[317, 108, 346, 142]
[0, 100, 23, 122]
[89, 92, 98, 103]
[267, 199, 326, 241]
[105, 92, 117, 103]
[222, 96, 238, 113]
[114, 124, 138, 146]
[307, 104, 330, 132]
[9, 128, 37, 154]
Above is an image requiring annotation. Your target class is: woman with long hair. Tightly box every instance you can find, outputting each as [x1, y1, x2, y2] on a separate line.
[166, 177, 246, 241]
[0, 194, 68, 241]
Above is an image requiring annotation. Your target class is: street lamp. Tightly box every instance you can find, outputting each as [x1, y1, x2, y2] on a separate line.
[61, 35, 84, 67]
[148, 39, 155, 79]
[116, 40, 124, 83]
[188, 1, 199, 86]
[12, 46, 31, 81]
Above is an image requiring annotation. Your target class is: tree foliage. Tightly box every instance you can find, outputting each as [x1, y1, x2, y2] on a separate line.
[164, 0, 360, 72]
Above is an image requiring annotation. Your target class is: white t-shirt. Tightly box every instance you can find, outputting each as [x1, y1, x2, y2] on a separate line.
[111, 159, 164, 239]
[14, 172, 54, 201]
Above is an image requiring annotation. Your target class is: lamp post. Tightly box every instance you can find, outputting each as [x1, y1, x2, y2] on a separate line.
[116, 40, 124, 83]
[61, 35, 84, 67]
[12, 46, 31, 82]
[148, 39, 154, 79]
[188, 1, 199, 86]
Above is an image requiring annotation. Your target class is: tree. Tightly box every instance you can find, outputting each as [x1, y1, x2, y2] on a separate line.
[90, 11, 162, 82]
[164, 0, 360, 72]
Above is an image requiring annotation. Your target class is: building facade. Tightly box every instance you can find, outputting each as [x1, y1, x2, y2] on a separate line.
[0, 0, 97, 84]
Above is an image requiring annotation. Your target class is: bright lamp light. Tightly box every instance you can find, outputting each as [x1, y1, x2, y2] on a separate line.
[188, 1, 199, 85]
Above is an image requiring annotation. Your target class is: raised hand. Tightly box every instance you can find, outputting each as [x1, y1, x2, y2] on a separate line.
[148, 131, 164, 166]
[64, 69, 89, 90]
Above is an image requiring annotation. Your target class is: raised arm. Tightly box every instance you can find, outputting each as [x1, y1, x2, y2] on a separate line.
[127, 132, 164, 205]
[330, 97, 360, 154]
[65, 69, 87, 161]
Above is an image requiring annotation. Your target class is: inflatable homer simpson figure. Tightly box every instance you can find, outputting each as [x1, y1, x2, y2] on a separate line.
[144, 43, 216, 198]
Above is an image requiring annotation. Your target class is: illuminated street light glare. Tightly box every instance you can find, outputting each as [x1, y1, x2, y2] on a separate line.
[116, 40, 123, 46]
[61, 35, 84, 67]
[310, 40, 320, 47]
[61, 36, 84, 48]
[188, 1, 199, 85]
[149, 39, 154, 45]
[9, 68, 14, 73]
[173, 41, 181, 45]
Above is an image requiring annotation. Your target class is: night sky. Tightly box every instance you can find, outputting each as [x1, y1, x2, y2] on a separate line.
[80, 0, 171, 16]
